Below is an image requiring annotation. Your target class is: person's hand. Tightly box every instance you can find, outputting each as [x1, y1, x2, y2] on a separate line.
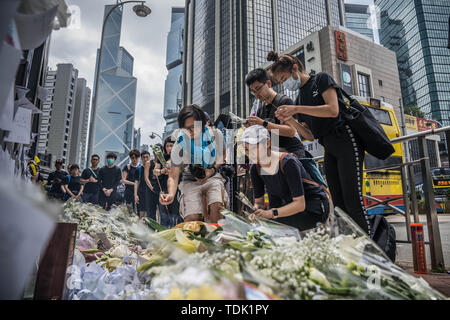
[135, 195, 139, 204]
[253, 209, 275, 219]
[275, 112, 293, 123]
[275, 105, 297, 119]
[160, 193, 174, 205]
[56, 178, 62, 183]
[161, 168, 169, 175]
[246, 116, 264, 127]
[153, 168, 160, 177]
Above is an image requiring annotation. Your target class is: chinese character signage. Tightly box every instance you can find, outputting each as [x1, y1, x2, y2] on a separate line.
[416, 117, 439, 132]
[335, 31, 348, 61]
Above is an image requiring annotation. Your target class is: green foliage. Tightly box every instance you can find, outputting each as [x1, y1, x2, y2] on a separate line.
[404, 105, 425, 118]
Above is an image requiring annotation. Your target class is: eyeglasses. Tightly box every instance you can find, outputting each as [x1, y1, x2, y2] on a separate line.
[250, 84, 265, 96]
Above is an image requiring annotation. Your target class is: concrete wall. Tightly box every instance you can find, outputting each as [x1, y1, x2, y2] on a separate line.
[319, 26, 403, 121]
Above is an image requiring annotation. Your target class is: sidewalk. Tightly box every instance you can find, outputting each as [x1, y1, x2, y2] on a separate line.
[396, 260, 450, 298]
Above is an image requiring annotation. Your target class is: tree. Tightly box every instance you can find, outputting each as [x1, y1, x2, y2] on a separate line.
[404, 105, 425, 118]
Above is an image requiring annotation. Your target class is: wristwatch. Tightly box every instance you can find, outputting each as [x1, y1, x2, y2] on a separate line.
[263, 120, 269, 128]
[272, 208, 279, 218]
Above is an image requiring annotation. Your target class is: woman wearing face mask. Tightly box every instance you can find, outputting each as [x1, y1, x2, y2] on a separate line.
[267, 50, 372, 236]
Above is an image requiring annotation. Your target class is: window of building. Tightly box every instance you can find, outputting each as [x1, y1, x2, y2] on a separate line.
[358, 73, 371, 97]
[378, 79, 383, 86]
[380, 96, 385, 102]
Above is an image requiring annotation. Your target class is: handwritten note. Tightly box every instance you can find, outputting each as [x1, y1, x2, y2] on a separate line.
[4, 107, 32, 145]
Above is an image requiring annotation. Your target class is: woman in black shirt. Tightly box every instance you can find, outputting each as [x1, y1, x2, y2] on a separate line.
[268, 50, 372, 236]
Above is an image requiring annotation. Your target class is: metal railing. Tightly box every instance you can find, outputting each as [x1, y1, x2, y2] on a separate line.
[312, 125, 450, 270]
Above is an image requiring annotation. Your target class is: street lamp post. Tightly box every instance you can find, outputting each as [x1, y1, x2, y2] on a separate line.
[149, 131, 163, 142]
[88, 1, 151, 160]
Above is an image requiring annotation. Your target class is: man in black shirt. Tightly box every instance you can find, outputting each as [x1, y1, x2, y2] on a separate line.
[81, 154, 101, 204]
[244, 68, 313, 159]
[47, 159, 68, 200]
[98, 153, 122, 211]
[62, 164, 84, 201]
[122, 149, 140, 212]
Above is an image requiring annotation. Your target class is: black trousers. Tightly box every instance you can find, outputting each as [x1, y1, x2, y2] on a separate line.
[99, 190, 118, 211]
[322, 124, 372, 236]
[145, 188, 159, 220]
[276, 197, 329, 232]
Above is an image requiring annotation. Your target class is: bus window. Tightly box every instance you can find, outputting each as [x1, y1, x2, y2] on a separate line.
[364, 154, 403, 171]
[432, 167, 450, 178]
[367, 107, 392, 126]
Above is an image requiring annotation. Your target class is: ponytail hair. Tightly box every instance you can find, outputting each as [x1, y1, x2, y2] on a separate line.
[266, 50, 305, 75]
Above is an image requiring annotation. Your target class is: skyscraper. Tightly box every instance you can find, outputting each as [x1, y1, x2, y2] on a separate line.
[163, 7, 184, 139]
[344, 3, 374, 41]
[69, 78, 91, 168]
[376, 0, 450, 126]
[37, 64, 79, 170]
[183, 0, 345, 120]
[88, 5, 138, 166]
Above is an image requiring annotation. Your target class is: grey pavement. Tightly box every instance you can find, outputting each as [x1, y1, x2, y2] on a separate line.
[386, 214, 450, 269]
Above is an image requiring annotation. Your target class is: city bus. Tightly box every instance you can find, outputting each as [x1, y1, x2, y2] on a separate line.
[357, 97, 405, 215]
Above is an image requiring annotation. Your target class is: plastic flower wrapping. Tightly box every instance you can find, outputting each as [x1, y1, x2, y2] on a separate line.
[60, 201, 446, 300]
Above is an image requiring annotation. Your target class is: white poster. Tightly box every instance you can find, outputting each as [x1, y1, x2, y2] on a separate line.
[0, 85, 15, 131]
[14, 5, 58, 50]
[0, 41, 22, 114]
[4, 107, 32, 145]
[0, 179, 56, 299]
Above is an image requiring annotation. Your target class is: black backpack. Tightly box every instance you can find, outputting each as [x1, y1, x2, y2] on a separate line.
[369, 215, 397, 262]
[336, 88, 395, 160]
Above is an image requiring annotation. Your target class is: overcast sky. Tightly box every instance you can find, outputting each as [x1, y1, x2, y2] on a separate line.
[48, 0, 185, 147]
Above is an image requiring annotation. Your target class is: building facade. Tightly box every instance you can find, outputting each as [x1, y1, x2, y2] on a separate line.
[163, 7, 185, 139]
[376, 0, 450, 126]
[344, 2, 374, 41]
[88, 5, 138, 167]
[36, 64, 79, 170]
[183, 0, 346, 121]
[69, 78, 91, 168]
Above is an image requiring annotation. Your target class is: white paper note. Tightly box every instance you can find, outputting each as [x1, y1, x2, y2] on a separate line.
[0, 85, 15, 131]
[37, 85, 49, 101]
[0, 178, 56, 299]
[4, 107, 32, 145]
[0, 0, 20, 48]
[0, 41, 22, 113]
[15, 96, 42, 114]
[14, 5, 58, 50]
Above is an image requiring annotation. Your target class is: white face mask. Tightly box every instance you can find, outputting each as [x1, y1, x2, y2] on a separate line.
[283, 73, 301, 91]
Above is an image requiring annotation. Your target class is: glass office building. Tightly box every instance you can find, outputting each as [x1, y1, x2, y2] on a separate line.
[377, 0, 450, 126]
[344, 3, 374, 41]
[88, 5, 137, 166]
[183, 0, 345, 120]
[163, 8, 185, 139]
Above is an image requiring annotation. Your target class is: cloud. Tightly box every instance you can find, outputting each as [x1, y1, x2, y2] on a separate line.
[48, 0, 185, 148]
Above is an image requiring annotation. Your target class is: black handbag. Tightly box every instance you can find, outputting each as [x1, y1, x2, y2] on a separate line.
[336, 88, 395, 160]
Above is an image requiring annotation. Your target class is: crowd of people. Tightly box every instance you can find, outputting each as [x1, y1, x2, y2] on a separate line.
[28, 48, 376, 237]
[42, 138, 182, 228]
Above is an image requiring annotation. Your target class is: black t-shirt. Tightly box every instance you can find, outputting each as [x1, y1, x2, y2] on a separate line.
[122, 164, 139, 194]
[135, 161, 157, 193]
[257, 94, 304, 153]
[296, 72, 340, 140]
[98, 166, 122, 190]
[47, 170, 68, 193]
[81, 167, 100, 194]
[63, 175, 82, 194]
[250, 154, 325, 210]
